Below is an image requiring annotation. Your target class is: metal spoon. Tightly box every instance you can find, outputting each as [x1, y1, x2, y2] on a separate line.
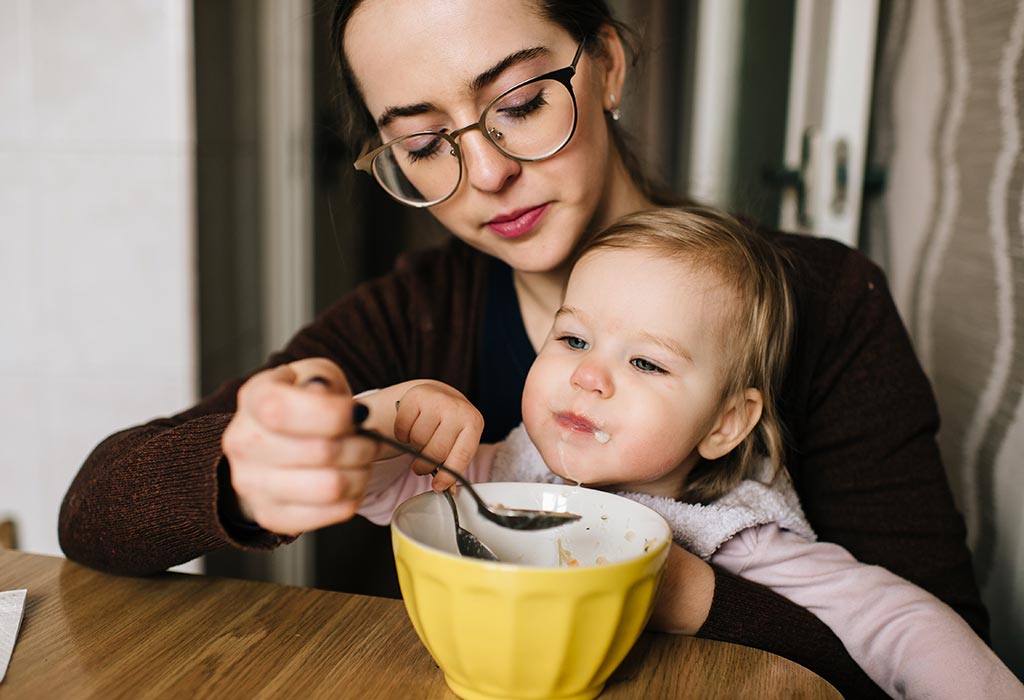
[355, 427, 581, 530]
[442, 488, 499, 561]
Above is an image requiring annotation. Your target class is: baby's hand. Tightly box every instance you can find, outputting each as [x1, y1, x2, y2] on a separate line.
[393, 381, 484, 492]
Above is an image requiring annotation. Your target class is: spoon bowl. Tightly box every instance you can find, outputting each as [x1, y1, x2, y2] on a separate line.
[442, 489, 498, 561]
[356, 427, 581, 530]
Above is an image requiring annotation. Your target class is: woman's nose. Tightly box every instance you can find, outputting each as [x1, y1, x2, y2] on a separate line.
[459, 130, 521, 193]
[571, 358, 614, 398]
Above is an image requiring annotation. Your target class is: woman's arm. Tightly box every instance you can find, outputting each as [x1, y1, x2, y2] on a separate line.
[714, 525, 1022, 700]
[777, 233, 986, 635]
[686, 231, 986, 699]
[58, 242, 488, 575]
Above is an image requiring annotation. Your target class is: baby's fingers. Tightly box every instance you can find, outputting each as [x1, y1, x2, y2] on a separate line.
[428, 426, 482, 492]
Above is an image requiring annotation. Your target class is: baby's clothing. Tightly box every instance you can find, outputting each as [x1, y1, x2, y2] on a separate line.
[359, 425, 1023, 700]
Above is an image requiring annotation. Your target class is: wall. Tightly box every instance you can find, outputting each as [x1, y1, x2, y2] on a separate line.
[863, 0, 1024, 678]
[0, 0, 197, 563]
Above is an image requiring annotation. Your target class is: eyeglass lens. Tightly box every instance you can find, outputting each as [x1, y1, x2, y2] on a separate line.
[371, 77, 576, 206]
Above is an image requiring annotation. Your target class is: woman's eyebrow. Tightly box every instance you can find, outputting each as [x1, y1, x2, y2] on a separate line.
[468, 46, 549, 92]
[376, 46, 551, 129]
[377, 102, 435, 129]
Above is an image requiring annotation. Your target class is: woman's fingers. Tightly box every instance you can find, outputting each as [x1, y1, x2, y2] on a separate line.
[245, 500, 362, 538]
[238, 365, 357, 438]
[287, 357, 352, 395]
[232, 463, 371, 509]
[222, 358, 382, 534]
[222, 419, 378, 471]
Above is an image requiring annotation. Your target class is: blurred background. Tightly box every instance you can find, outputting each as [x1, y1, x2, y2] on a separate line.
[1, 0, 1021, 679]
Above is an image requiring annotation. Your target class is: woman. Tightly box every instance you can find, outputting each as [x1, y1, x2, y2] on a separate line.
[59, 2, 986, 697]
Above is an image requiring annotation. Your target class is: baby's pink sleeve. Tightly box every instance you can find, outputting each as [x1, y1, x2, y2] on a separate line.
[712, 525, 1023, 700]
[356, 445, 497, 526]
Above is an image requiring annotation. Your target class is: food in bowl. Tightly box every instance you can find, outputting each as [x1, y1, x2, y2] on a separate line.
[391, 481, 671, 700]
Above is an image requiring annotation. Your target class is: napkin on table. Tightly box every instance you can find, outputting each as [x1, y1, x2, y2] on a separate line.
[0, 589, 26, 683]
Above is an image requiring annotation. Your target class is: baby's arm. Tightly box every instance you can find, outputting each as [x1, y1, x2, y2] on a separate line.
[353, 379, 494, 525]
[355, 379, 485, 491]
[712, 524, 1022, 700]
[356, 444, 498, 525]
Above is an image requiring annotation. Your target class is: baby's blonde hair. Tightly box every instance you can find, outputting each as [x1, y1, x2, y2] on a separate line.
[571, 206, 794, 503]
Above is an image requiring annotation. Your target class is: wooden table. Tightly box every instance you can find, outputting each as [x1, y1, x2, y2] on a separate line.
[0, 549, 841, 699]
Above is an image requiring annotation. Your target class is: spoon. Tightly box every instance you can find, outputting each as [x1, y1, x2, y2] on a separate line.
[442, 488, 499, 561]
[355, 427, 581, 530]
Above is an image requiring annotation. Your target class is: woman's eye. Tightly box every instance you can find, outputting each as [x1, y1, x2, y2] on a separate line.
[631, 357, 664, 374]
[558, 335, 589, 350]
[496, 89, 549, 120]
[402, 136, 444, 163]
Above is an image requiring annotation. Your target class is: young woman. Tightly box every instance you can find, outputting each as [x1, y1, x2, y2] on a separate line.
[59, 2, 986, 697]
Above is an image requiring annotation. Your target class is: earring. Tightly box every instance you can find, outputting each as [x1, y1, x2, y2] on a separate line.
[608, 93, 621, 121]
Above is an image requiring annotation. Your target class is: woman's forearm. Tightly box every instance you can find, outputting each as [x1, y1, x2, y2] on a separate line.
[647, 543, 715, 635]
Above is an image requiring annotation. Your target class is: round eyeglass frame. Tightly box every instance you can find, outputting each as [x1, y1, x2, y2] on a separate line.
[353, 38, 586, 208]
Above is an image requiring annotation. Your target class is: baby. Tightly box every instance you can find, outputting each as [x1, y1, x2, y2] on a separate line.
[352, 207, 1022, 700]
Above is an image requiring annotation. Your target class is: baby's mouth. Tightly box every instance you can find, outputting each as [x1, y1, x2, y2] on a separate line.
[555, 412, 611, 443]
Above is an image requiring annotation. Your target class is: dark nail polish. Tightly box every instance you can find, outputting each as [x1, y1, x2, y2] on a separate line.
[352, 402, 370, 425]
[304, 375, 332, 389]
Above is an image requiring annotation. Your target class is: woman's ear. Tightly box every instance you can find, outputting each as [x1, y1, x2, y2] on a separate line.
[697, 389, 764, 461]
[596, 23, 627, 113]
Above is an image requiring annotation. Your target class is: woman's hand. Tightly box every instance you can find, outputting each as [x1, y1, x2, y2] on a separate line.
[647, 543, 716, 635]
[392, 381, 485, 492]
[221, 357, 380, 536]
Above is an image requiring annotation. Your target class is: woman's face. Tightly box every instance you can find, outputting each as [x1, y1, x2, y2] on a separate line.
[344, 0, 643, 273]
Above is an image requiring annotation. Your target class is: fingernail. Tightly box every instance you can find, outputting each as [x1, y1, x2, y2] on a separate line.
[303, 375, 332, 389]
[352, 402, 370, 424]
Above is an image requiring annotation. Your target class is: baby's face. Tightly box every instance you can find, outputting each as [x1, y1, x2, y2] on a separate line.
[522, 248, 736, 498]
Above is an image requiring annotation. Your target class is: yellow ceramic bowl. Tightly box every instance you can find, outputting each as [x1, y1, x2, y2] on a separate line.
[391, 482, 671, 700]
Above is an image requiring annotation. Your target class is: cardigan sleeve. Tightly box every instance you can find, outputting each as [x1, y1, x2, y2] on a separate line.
[58, 241, 487, 575]
[778, 235, 986, 636]
[694, 232, 988, 699]
[713, 525, 1022, 700]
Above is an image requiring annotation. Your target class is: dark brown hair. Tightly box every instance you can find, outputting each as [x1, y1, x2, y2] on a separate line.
[572, 206, 794, 503]
[328, 0, 676, 204]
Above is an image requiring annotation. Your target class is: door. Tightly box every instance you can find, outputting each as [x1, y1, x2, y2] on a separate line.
[777, 0, 880, 245]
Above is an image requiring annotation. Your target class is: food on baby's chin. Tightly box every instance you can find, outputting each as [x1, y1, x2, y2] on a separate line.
[593, 429, 611, 444]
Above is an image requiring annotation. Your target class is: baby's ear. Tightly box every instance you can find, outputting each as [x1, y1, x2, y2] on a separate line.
[697, 388, 763, 461]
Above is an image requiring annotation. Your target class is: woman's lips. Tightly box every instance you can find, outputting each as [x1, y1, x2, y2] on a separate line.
[485, 203, 549, 239]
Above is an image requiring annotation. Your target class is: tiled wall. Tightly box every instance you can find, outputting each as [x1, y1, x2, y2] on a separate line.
[0, 0, 197, 559]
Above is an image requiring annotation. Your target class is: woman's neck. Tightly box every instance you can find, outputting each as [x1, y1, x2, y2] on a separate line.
[515, 160, 656, 351]
[514, 267, 570, 352]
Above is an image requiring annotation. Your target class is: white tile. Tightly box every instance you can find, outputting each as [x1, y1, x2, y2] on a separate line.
[0, 371, 42, 536]
[30, 0, 192, 146]
[0, 152, 35, 369]
[24, 364, 196, 558]
[28, 151, 196, 374]
[0, 0, 30, 142]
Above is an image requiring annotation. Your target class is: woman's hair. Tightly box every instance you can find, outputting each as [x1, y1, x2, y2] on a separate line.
[571, 206, 795, 503]
[328, 0, 677, 205]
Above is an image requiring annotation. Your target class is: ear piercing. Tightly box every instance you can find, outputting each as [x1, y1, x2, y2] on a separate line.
[608, 93, 621, 121]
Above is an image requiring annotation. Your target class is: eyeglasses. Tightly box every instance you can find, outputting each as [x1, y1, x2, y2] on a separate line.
[354, 39, 586, 208]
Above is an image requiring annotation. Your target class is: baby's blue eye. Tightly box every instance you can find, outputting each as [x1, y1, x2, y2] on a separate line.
[559, 335, 589, 350]
[631, 357, 664, 373]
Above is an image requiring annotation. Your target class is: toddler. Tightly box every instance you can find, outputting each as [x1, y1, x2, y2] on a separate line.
[352, 207, 1022, 700]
